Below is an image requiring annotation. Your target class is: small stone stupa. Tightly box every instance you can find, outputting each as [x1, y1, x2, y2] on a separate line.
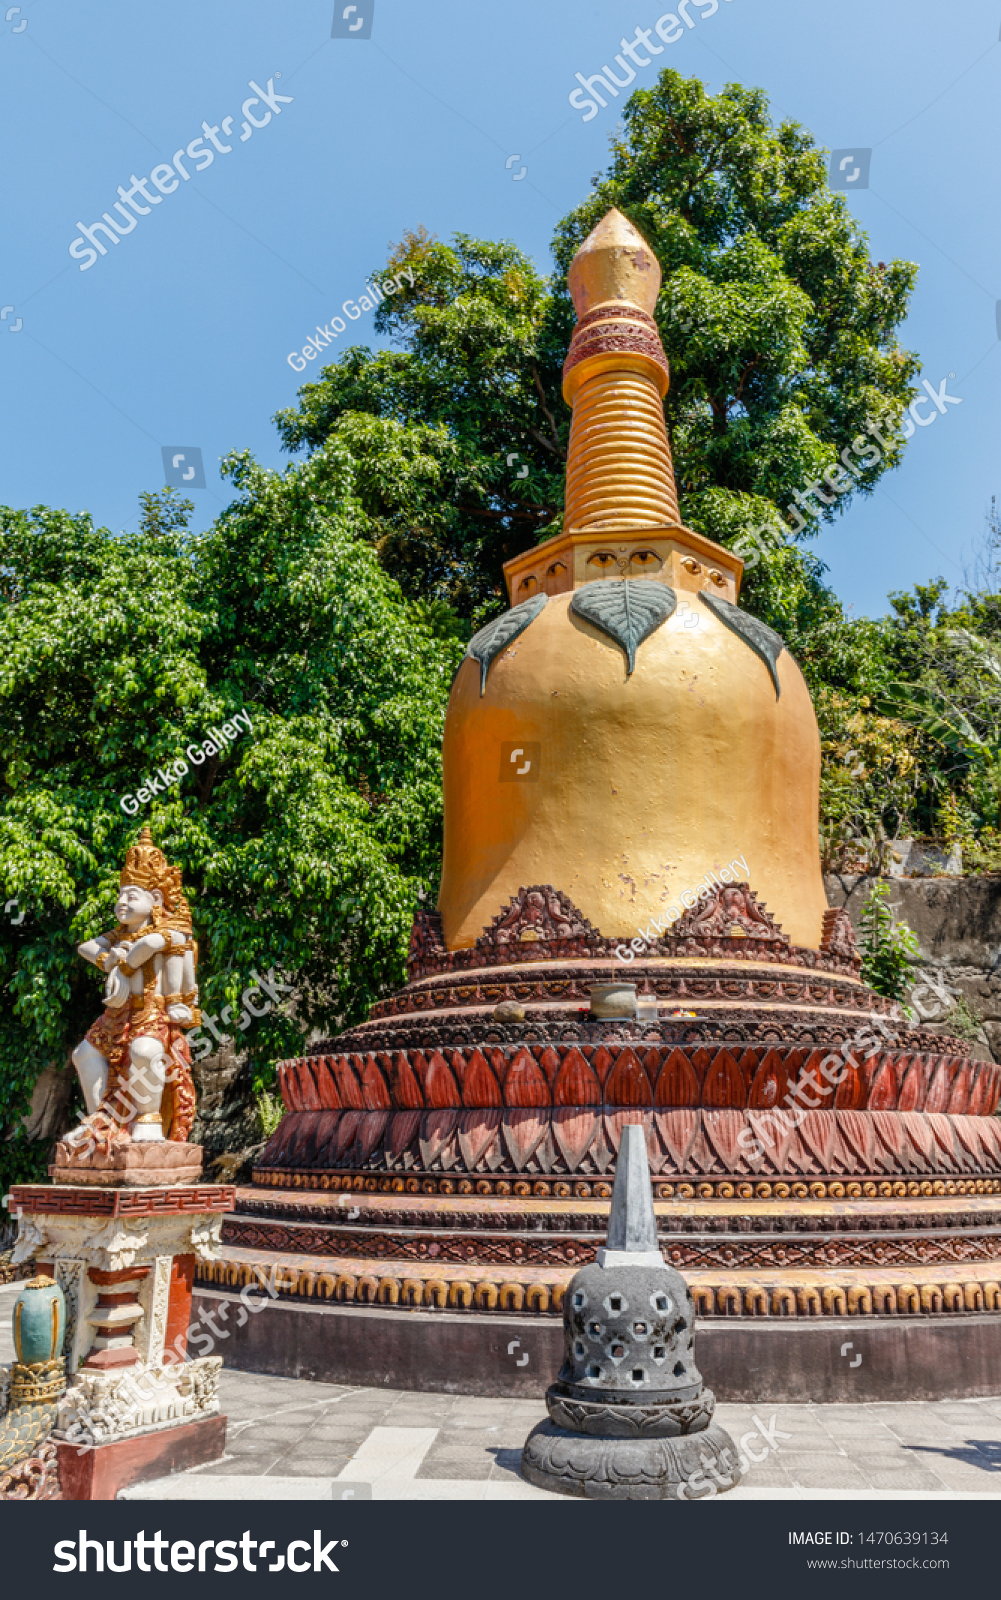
[521, 1124, 740, 1499]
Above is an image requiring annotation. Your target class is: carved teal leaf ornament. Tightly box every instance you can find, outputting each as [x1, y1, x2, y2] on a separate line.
[570, 580, 677, 674]
[699, 592, 785, 698]
[466, 593, 548, 695]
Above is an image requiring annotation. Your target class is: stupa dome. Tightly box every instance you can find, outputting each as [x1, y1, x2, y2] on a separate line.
[439, 208, 828, 950]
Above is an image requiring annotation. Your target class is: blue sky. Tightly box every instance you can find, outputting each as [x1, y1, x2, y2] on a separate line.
[1, 0, 998, 618]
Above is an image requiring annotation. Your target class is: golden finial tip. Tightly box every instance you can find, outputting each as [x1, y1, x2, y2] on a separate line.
[567, 208, 661, 319]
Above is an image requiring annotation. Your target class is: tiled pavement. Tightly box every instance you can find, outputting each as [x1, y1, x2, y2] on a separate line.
[140, 1366, 1001, 1499]
[3, 1285, 1000, 1499]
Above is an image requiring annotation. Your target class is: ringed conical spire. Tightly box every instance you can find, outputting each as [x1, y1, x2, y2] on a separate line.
[562, 209, 682, 534]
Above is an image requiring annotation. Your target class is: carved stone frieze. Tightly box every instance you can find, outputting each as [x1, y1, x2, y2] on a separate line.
[232, 1189, 1001, 1236]
[12, 1209, 225, 1274]
[255, 1099, 1001, 1183]
[480, 886, 601, 951]
[545, 1386, 717, 1439]
[405, 886, 866, 984]
[821, 907, 861, 968]
[55, 1355, 222, 1447]
[9, 1184, 235, 1219]
[271, 1041, 998, 1122]
[221, 1214, 1001, 1273]
[195, 1245, 1001, 1323]
[372, 962, 881, 1022]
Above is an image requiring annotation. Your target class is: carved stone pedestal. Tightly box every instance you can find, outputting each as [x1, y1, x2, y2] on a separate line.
[522, 1414, 740, 1500]
[8, 1182, 234, 1499]
[50, 1140, 205, 1188]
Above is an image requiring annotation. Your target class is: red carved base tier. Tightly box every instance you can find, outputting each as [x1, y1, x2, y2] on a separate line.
[263, 1041, 1001, 1184]
[243, 886, 1001, 1339]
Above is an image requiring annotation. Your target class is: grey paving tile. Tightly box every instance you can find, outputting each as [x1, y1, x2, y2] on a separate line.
[438, 1436, 505, 1456]
[921, 1465, 1001, 1488]
[817, 1416, 896, 1431]
[308, 1410, 391, 1429]
[441, 1420, 505, 1433]
[417, 1455, 492, 1481]
[383, 1401, 456, 1420]
[785, 1476, 872, 1493]
[768, 1441, 847, 1457]
[230, 1429, 312, 1451]
[826, 1441, 901, 1456]
[195, 1459, 281, 1477]
[275, 1454, 355, 1475]
[779, 1457, 870, 1487]
[855, 1470, 952, 1491]
[300, 1423, 375, 1444]
[490, 1434, 533, 1453]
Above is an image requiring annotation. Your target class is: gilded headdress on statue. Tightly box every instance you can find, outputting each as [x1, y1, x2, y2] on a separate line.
[119, 826, 192, 933]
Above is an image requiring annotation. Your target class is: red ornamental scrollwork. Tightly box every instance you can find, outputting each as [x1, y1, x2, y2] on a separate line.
[404, 884, 862, 983]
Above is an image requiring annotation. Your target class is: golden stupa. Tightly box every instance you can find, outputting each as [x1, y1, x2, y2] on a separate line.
[439, 209, 828, 951]
[246, 209, 1001, 1405]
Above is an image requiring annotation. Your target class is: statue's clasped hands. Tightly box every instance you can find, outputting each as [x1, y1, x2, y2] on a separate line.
[98, 943, 130, 972]
[99, 933, 172, 1006]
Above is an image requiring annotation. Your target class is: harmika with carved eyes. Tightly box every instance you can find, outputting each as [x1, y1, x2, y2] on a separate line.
[519, 558, 571, 597]
[519, 548, 667, 595]
[586, 548, 663, 576]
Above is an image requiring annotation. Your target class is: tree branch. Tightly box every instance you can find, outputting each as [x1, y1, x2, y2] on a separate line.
[530, 362, 565, 460]
[732, 357, 759, 408]
[457, 504, 553, 523]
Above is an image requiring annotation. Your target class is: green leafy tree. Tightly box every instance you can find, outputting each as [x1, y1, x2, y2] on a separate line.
[0, 454, 461, 1190]
[274, 227, 564, 624]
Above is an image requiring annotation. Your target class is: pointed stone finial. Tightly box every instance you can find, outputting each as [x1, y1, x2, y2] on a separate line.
[567, 208, 662, 320]
[597, 1123, 664, 1267]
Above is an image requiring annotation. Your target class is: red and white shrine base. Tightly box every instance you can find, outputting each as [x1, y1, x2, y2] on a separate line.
[9, 1182, 233, 1498]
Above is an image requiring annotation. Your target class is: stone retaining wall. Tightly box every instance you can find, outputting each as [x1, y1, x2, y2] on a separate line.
[826, 875, 1001, 1063]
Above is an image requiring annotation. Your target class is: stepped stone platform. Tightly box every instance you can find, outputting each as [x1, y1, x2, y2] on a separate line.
[199, 899, 1001, 1402]
[198, 1175, 1001, 1401]
[206, 1181, 1001, 1320]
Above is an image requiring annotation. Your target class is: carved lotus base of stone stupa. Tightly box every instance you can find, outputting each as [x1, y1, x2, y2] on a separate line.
[521, 1415, 741, 1500]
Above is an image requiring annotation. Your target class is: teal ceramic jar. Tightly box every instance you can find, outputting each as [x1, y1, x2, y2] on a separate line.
[13, 1276, 65, 1365]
